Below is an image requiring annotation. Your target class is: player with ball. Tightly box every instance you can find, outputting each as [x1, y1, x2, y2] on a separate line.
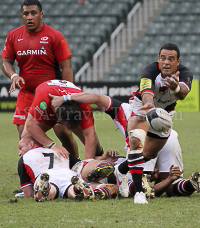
[126, 43, 193, 204]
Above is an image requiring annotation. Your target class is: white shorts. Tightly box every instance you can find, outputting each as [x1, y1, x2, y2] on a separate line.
[36, 168, 78, 198]
[129, 96, 171, 138]
[71, 159, 94, 180]
[144, 129, 184, 173]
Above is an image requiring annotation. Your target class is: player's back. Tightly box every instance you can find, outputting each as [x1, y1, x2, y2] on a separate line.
[23, 147, 69, 178]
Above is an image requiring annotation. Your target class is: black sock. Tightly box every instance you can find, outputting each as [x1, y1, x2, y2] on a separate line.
[144, 157, 150, 162]
[131, 173, 144, 193]
[118, 160, 129, 174]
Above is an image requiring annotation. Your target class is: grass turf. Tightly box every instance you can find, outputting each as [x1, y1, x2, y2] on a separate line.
[0, 112, 200, 228]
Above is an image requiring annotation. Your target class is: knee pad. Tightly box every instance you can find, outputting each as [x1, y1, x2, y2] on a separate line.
[128, 129, 146, 147]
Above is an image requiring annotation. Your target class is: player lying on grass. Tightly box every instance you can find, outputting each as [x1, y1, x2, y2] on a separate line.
[143, 167, 200, 197]
[18, 135, 119, 202]
[115, 157, 200, 198]
[49, 91, 171, 204]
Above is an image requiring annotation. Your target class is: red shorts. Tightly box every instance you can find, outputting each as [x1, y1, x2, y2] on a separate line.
[13, 90, 35, 125]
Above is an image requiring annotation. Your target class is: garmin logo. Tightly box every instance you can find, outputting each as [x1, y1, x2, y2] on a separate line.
[17, 49, 47, 56]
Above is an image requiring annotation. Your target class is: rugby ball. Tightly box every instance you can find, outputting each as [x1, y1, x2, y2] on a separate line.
[146, 108, 172, 132]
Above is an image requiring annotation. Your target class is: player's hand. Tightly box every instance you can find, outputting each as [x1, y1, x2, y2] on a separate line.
[49, 93, 65, 113]
[169, 165, 182, 181]
[52, 144, 69, 159]
[138, 102, 155, 113]
[99, 150, 119, 162]
[164, 71, 180, 90]
[149, 168, 160, 182]
[9, 75, 25, 93]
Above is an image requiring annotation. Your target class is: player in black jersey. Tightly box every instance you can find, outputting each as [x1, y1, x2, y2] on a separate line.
[126, 43, 193, 203]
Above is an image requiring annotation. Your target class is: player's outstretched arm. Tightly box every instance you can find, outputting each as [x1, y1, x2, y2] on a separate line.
[164, 71, 189, 100]
[49, 92, 111, 112]
[138, 93, 155, 113]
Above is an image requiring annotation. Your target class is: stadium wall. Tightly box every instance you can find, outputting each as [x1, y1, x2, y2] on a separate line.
[0, 82, 139, 112]
[0, 80, 199, 112]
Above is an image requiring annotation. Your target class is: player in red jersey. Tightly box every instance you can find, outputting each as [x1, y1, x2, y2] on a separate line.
[21, 80, 103, 159]
[2, 0, 78, 158]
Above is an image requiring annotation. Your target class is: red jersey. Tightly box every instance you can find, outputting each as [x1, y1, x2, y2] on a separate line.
[29, 80, 94, 129]
[2, 24, 72, 93]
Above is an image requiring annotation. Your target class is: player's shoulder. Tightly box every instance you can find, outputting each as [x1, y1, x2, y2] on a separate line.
[178, 63, 193, 78]
[144, 61, 159, 72]
[141, 62, 160, 79]
[23, 147, 44, 158]
[8, 25, 26, 37]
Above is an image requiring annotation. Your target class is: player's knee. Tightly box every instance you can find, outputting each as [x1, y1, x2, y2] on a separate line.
[128, 129, 146, 150]
[143, 152, 157, 161]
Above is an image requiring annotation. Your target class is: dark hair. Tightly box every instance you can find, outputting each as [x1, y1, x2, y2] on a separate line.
[159, 43, 180, 59]
[56, 100, 82, 129]
[21, 0, 42, 12]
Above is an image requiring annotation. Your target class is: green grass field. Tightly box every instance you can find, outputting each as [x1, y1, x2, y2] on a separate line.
[0, 111, 200, 228]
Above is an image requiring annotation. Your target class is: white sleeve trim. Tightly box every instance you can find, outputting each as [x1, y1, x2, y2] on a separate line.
[105, 96, 112, 111]
[179, 81, 190, 91]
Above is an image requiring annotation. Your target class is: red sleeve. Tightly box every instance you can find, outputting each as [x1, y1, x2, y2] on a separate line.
[2, 33, 15, 59]
[29, 87, 56, 126]
[54, 31, 72, 63]
[80, 104, 94, 130]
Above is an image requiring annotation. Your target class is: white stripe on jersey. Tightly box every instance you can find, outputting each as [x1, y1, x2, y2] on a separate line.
[47, 80, 81, 90]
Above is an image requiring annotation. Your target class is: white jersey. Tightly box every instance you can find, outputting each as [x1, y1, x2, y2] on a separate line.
[153, 73, 178, 109]
[18, 147, 69, 189]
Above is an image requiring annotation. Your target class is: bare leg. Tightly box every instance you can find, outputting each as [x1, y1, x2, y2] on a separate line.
[67, 185, 76, 199]
[127, 116, 148, 194]
[48, 184, 57, 200]
[143, 136, 168, 160]
[81, 160, 114, 182]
